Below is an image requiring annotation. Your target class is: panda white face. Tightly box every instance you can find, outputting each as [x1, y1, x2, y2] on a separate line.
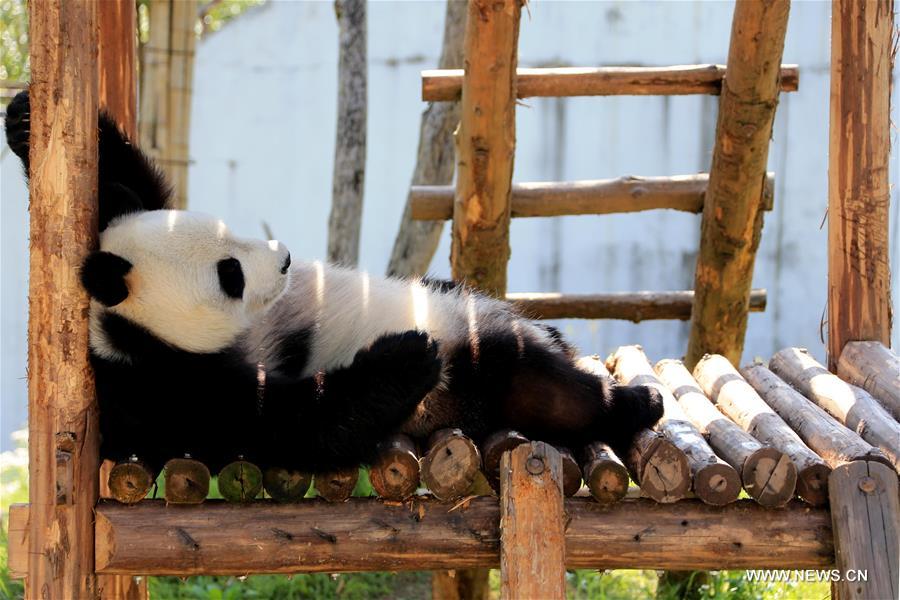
[89, 210, 291, 356]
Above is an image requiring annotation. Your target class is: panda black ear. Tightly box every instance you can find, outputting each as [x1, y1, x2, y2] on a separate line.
[81, 251, 132, 307]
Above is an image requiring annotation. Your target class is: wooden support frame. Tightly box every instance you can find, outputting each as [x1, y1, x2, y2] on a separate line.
[411, 173, 775, 220]
[422, 65, 799, 101]
[826, 0, 894, 369]
[684, 0, 791, 369]
[25, 1, 100, 597]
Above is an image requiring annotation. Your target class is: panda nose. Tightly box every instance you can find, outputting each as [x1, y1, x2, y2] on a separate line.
[280, 252, 291, 274]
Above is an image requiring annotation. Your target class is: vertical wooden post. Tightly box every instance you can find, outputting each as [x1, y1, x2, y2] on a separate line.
[450, 0, 522, 297]
[828, 461, 899, 599]
[826, 0, 894, 370]
[98, 0, 137, 140]
[684, 0, 791, 369]
[499, 442, 566, 600]
[26, 1, 99, 597]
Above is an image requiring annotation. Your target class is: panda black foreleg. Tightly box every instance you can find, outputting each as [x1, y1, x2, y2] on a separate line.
[259, 330, 442, 472]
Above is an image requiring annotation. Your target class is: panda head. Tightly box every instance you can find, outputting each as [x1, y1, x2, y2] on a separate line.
[82, 210, 292, 357]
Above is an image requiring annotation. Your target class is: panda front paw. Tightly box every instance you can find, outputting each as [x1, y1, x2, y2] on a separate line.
[4, 90, 30, 165]
[353, 330, 442, 402]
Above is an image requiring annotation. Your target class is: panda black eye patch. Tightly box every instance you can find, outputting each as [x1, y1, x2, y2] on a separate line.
[217, 257, 245, 299]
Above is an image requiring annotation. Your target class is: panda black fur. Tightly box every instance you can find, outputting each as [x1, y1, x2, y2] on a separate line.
[5, 90, 663, 475]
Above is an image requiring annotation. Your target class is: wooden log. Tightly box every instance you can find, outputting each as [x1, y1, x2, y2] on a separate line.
[655, 359, 797, 507]
[107, 458, 154, 505]
[98, 0, 137, 140]
[327, 0, 367, 266]
[556, 447, 583, 497]
[164, 458, 210, 504]
[481, 429, 530, 493]
[837, 341, 900, 421]
[694, 355, 821, 505]
[741, 364, 892, 469]
[450, 0, 522, 297]
[769, 348, 900, 469]
[263, 467, 312, 503]
[580, 442, 629, 504]
[314, 467, 360, 503]
[684, 0, 791, 368]
[610, 346, 740, 505]
[507, 289, 766, 322]
[370, 434, 420, 501]
[386, 0, 466, 278]
[499, 443, 566, 599]
[826, 0, 894, 369]
[422, 64, 799, 101]
[217, 460, 263, 503]
[411, 173, 775, 220]
[76, 498, 833, 575]
[420, 428, 482, 500]
[26, 1, 100, 596]
[580, 354, 689, 503]
[829, 461, 899, 600]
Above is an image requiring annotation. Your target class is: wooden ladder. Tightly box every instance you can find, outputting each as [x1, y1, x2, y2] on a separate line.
[412, 0, 796, 370]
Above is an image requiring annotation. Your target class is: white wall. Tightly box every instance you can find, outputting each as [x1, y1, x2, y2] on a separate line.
[2, 0, 898, 449]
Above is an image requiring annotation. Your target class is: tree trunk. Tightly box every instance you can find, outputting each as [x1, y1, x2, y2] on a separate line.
[327, 0, 367, 266]
[386, 0, 467, 277]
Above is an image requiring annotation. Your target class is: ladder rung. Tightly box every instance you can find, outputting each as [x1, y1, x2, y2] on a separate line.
[411, 174, 774, 221]
[422, 65, 799, 102]
[506, 289, 767, 321]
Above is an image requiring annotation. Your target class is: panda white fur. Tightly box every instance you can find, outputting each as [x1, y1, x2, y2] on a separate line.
[5, 90, 662, 474]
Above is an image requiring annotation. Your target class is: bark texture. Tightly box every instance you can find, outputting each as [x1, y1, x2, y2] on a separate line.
[837, 341, 900, 421]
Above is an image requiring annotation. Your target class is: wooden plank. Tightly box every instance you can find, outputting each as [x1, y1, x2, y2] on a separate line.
[411, 174, 775, 220]
[769, 348, 900, 469]
[694, 355, 827, 506]
[826, 0, 894, 369]
[507, 289, 766, 322]
[684, 0, 791, 368]
[837, 341, 900, 421]
[15, 498, 826, 575]
[741, 364, 892, 469]
[422, 64, 799, 101]
[828, 461, 899, 600]
[499, 443, 566, 599]
[450, 0, 522, 297]
[610, 346, 741, 506]
[26, 1, 100, 597]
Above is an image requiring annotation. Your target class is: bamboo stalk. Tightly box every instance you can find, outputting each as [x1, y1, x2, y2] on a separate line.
[685, 0, 791, 368]
[654, 359, 796, 507]
[411, 174, 775, 220]
[837, 341, 900, 421]
[769, 348, 900, 469]
[741, 364, 892, 469]
[610, 347, 740, 506]
[422, 65, 799, 101]
[693, 355, 827, 506]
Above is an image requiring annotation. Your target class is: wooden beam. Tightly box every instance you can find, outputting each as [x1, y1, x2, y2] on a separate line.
[499, 443, 566, 599]
[826, 0, 894, 369]
[507, 289, 766, 322]
[98, 0, 137, 140]
[450, 0, 522, 297]
[411, 173, 775, 220]
[26, 1, 99, 597]
[684, 0, 791, 369]
[828, 461, 899, 599]
[7, 498, 834, 577]
[837, 341, 900, 421]
[422, 65, 799, 101]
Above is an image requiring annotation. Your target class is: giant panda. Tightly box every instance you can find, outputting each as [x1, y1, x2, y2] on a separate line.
[5, 90, 662, 475]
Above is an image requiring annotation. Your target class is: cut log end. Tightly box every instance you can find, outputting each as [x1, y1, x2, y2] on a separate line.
[314, 467, 360, 503]
[582, 442, 629, 504]
[557, 447, 583, 497]
[694, 462, 742, 506]
[107, 461, 154, 505]
[481, 429, 529, 492]
[420, 428, 481, 500]
[742, 447, 797, 508]
[263, 467, 312, 503]
[370, 435, 420, 500]
[636, 436, 691, 503]
[164, 458, 210, 505]
[217, 460, 263, 503]
[796, 463, 831, 508]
